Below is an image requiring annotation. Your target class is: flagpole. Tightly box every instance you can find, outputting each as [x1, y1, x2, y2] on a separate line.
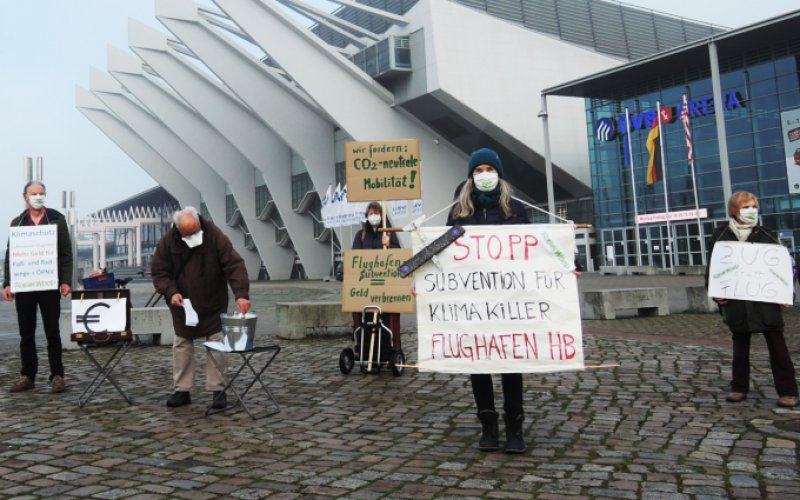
[656, 101, 674, 273]
[682, 94, 707, 266]
[625, 108, 642, 266]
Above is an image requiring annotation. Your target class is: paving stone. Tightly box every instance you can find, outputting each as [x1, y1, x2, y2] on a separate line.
[0, 280, 798, 498]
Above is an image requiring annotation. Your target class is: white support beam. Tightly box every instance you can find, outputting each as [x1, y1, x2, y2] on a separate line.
[89, 68, 262, 279]
[107, 45, 296, 279]
[278, 0, 381, 42]
[323, 0, 409, 26]
[131, 13, 331, 277]
[76, 85, 201, 209]
[214, 0, 466, 225]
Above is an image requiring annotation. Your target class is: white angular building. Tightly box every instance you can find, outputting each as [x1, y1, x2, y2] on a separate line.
[77, 0, 721, 279]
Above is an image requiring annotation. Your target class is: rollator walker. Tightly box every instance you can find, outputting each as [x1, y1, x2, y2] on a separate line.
[339, 305, 404, 376]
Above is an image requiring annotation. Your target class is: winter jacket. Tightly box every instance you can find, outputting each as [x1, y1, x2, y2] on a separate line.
[705, 223, 784, 334]
[4, 208, 73, 288]
[151, 218, 249, 339]
[446, 198, 530, 226]
[352, 223, 400, 249]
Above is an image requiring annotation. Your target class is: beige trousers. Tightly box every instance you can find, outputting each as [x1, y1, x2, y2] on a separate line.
[173, 332, 227, 392]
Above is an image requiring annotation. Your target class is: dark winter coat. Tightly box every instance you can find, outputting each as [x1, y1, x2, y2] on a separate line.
[352, 223, 400, 249]
[446, 198, 530, 226]
[4, 208, 73, 288]
[151, 218, 249, 339]
[705, 223, 784, 334]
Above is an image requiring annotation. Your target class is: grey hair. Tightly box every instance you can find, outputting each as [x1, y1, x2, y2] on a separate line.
[23, 180, 46, 196]
[173, 206, 201, 225]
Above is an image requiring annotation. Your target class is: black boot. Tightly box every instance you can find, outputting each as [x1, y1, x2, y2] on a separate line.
[166, 391, 191, 408]
[477, 410, 499, 451]
[504, 413, 526, 454]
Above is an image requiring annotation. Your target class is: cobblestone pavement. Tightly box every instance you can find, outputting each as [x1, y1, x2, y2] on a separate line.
[0, 279, 798, 499]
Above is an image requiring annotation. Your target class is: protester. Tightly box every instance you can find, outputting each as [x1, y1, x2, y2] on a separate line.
[151, 206, 250, 409]
[351, 202, 401, 347]
[447, 147, 530, 453]
[3, 180, 73, 394]
[706, 191, 799, 408]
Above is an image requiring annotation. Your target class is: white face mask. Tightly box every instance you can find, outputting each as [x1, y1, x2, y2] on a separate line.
[473, 172, 499, 192]
[739, 207, 758, 224]
[182, 230, 203, 248]
[367, 214, 382, 226]
[27, 194, 46, 209]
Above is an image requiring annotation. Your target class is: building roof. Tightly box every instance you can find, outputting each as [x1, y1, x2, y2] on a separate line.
[543, 9, 800, 99]
[314, 0, 724, 61]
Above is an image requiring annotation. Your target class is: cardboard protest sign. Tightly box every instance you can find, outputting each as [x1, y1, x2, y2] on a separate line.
[72, 298, 128, 333]
[412, 224, 584, 374]
[8, 225, 59, 293]
[345, 139, 421, 201]
[708, 241, 793, 305]
[342, 248, 416, 313]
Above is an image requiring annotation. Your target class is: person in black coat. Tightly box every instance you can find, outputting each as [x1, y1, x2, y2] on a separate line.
[706, 191, 798, 407]
[447, 148, 529, 453]
[351, 202, 401, 347]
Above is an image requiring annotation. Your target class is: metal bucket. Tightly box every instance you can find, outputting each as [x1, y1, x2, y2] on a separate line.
[220, 313, 257, 351]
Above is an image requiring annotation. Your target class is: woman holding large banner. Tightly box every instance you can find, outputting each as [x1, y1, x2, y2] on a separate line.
[351, 202, 401, 347]
[706, 191, 798, 407]
[447, 148, 530, 453]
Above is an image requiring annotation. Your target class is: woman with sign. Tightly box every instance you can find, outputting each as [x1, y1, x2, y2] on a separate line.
[706, 191, 798, 407]
[352, 202, 401, 346]
[447, 148, 530, 453]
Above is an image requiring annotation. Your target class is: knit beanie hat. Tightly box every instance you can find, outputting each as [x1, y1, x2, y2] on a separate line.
[467, 148, 504, 178]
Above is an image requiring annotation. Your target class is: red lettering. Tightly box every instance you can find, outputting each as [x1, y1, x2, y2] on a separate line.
[511, 333, 523, 359]
[524, 333, 538, 359]
[562, 333, 576, 360]
[470, 235, 485, 259]
[487, 235, 502, 260]
[525, 234, 538, 259]
[431, 333, 443, 359]
[508, 234, 521, 260]
[452, 238, 469, 261]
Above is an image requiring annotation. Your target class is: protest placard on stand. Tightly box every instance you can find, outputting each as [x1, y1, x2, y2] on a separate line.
[342, 249, 415, 314]
[345, 139, 421, 201]
[708, 241, 793, 305]
[412, 224, 584, 374]
[8, 225, 59, 293]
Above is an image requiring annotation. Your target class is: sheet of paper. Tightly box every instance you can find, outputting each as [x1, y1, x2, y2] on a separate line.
[203, 341, 231, 352]
[183, 298, 199, 326]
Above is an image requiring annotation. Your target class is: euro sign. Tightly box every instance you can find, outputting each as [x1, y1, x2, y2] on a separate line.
[75, 302, 110, 333]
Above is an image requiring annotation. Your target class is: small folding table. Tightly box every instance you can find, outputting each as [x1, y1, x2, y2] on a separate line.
[71, 288, 133, 407]
[204, 343, 281, 419]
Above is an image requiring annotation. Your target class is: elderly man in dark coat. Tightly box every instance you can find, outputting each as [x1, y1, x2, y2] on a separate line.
[152, 206, 250, 408]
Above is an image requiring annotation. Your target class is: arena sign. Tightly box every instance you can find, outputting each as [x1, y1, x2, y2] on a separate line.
[594, 91, 745, 142]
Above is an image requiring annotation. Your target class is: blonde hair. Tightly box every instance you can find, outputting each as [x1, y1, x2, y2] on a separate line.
[727, 191, 758, 217]
[451, 178, 513, 220]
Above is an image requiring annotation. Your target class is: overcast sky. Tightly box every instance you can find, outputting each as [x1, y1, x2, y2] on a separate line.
[0, 0, 798, 250]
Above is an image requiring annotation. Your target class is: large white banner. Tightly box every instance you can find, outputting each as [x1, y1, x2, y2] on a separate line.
[708, 241, 793, 305]
[781, 107, 800, 194]
[72, 298, 128, 333]
[412, 224, 584, 374]
[8, 225, 59, 293]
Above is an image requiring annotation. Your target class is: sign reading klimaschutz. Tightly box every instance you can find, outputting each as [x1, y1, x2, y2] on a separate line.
[594, 91, 745, 142]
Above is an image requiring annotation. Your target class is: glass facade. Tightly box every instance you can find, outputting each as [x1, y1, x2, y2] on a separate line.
[586, 48, 800, 269]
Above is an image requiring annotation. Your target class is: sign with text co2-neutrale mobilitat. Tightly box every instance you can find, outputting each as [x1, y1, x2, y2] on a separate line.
[345, 139, 421, 202]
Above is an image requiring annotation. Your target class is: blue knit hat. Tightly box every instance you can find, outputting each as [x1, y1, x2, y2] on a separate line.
[467, 148, 504, 178]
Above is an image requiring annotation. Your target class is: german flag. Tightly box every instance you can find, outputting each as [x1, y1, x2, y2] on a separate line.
[645, 120, 662, 185]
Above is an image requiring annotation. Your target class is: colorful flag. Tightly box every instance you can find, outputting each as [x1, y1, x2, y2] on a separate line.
[646, 120, 661, 185]
[681, 95, 694, 161]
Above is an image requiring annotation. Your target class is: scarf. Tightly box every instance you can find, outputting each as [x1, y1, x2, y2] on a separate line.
[470, 185, 501, 210]
[728, 217, 755, 242]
